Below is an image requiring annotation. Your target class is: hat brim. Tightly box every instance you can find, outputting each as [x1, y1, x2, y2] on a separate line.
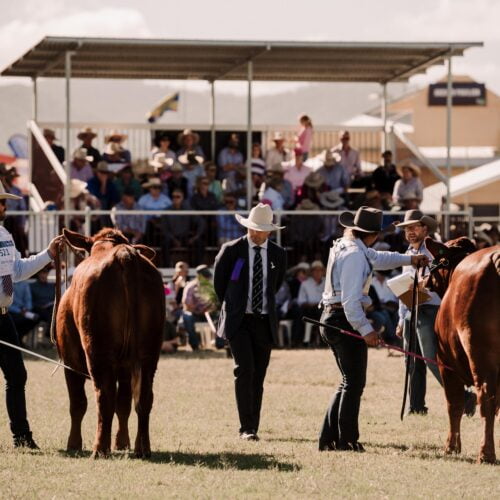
[396, 164, 421, 177]
[177, 132, 200, 145]
[235, 213, 285, 232]
[77, 132, 97, 140]
[338, 211, 380, 233]
[396, 216, 438, 233]
[319, 193, 344, 209]
[0, 192, 22, 200]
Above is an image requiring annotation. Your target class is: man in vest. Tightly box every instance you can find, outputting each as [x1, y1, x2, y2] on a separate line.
[318, 206, 428, 452]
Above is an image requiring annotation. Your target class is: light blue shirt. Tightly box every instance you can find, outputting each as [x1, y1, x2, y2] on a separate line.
[322, 236, 411, 336]
[9, 281, 33, 314]
[0, 226, 52, 308]
[317, 164, 350, 192]
[138, 192, 172, 220]
[182, 165, 205, 197]
[398, 242, 441, 326]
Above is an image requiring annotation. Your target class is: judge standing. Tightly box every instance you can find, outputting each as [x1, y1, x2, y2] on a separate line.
[214, 204, 286, 441]
[318, 206, 428, 452]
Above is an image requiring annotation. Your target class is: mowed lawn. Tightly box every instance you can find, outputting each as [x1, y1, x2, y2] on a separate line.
[0, 347, 498, 499]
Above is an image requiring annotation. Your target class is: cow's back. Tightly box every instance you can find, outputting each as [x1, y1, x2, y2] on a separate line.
[435, 247, 500, 384]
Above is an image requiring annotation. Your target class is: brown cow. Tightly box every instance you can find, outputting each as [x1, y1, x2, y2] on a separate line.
[56, 228, 165, 458]
[425, 237, 500, 464]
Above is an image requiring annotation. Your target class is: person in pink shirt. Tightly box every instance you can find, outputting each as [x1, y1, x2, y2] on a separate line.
[284, 147, 312, 193]
[296, 114, 314, 160]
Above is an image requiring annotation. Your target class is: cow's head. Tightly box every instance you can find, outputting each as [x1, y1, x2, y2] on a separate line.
[62, 228, 156, 261]
[424, 236, 476, 297]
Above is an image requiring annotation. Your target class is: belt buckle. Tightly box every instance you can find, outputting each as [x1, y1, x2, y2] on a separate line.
[0, 307, 8, 315]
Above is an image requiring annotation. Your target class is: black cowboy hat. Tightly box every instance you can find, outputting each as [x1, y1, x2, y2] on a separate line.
[339, 206, 383, 233]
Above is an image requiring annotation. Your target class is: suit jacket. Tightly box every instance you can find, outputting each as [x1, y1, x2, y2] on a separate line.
[214, 235, 286, 345]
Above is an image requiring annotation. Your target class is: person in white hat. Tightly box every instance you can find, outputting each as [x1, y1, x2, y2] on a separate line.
[265, 132, 291, 169]
[70, 148, 94, 183]
[213, 203, 287, 441]
[392, 162, 423, 208]
[0, 183, 64, 450]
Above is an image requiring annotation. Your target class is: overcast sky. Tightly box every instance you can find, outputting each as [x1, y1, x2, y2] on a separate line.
[0, 0, 498, 94]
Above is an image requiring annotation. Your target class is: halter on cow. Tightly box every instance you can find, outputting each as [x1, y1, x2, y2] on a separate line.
[55, 228, 165, 458]
[425, 236, 500, 464]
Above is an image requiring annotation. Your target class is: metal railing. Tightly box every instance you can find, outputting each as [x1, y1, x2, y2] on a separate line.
[7, 208, 475, 254]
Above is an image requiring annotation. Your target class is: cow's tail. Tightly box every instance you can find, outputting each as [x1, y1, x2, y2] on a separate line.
[117, 249, 137, 361]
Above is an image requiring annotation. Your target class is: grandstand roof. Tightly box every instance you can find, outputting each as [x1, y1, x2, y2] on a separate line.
[0, 37, 482, 83]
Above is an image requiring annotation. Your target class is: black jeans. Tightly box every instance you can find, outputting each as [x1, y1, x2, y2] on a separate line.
[0, 314, 30, 436]
[319, 309, 367, 446]
[229, 314, 273, 434]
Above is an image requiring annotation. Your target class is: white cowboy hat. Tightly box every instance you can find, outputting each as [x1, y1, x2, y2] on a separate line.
[396, 161, 421, 178]
[0, 182, 21, 200]
[235, 203, 285, 232]
[149, 153, 175, 170]
[178, 151, 204, 166]
[272, 131, 285, 141]
[142, 177, 163, 189]
[72, 147, 93, 162]
[177, 129, 200, 145]
[70, 179, 88, 199]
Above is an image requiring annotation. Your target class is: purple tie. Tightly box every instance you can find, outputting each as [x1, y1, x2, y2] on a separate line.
[2, 275, 13, 297]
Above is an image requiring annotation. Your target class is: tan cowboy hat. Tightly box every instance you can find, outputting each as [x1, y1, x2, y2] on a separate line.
[395, 209, 438, 233]
[0, 182, 21, 200]
[104, 130, 127, 143]
[319, 190, 344, 209]
[339, 206, 383, 233]
[304, 172, 324, 189]
[235, 203, 285, 232]
[77, 127, 97, 140]
[177, 129, 200, 145]
[70, 179, 88, 199]
[323, 150, 341, 166]
[296, 199, 319, 210]
[396, 161, 421, 178]
[104, 142, 123, 155]
[149, 153, 175, 170]
[72, 147, 93, 162]
[178, 151, 204, 166]
[267, 162, 285, 174]
[142, 177, 163, 189]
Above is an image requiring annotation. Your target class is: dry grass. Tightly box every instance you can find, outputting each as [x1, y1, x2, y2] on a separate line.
[0, 347, 498, 499]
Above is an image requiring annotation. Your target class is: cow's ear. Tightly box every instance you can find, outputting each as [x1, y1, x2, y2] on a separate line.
[62, 228, 93, 253]
[425, 237, 447, 258]
[133, 244, 156, 261]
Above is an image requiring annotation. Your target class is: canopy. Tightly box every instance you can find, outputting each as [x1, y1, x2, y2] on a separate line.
[0, 37, 482, 83]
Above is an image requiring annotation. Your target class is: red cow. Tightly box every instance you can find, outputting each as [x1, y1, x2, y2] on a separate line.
[426, 237, 499, 463]
[56, 228, 165, 458]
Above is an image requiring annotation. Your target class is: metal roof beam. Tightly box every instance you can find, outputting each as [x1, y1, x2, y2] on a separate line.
[209, 46, 270, 82]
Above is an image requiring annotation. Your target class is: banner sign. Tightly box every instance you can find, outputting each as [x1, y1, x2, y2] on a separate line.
[428, 82, 486, 106]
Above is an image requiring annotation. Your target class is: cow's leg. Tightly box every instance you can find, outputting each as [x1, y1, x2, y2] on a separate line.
[114, 368, 132, 450]
[91, 368, 116, 458]
[65, 370, 87, 451]
[476, 374, 497, 464]
[441, 367, 464, 455]
[132, 364, 155, 458]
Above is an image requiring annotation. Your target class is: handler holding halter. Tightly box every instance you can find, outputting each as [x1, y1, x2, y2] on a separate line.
[318, 206, 428, 452]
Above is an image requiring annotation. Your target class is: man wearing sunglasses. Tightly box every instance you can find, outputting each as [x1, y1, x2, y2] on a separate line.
[0, 183, 63, 449]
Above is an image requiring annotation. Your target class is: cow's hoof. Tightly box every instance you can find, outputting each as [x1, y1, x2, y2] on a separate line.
[445, 446, 461, 455]
[134, 448, 151, 459]
[91, 449, 110, 459]
[114, 434, 130, 451]
[478, 452, 496, 464]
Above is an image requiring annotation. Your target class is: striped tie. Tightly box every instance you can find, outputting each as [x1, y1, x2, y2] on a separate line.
[1, 275, 13, 297]
[252, 246, 263, 314]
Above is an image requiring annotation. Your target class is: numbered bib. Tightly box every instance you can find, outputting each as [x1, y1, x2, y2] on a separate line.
[0, 239, 15, 277]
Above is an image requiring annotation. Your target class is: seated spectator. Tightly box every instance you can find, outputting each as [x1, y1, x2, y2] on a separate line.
[284, 147, 312, 193]
[261, 163, 295, 209]
[372, 150, 400, 205]
[102, 142, 129, 166]
[221, 165, 247, 208]
[77, 127, 101, 168]
[103, 130, 131, 163]
[316, 150, 350, 193]
[43, 128, 64, 164]
[218, 133, 244, 182]
[297, 260, 325, 345]
[265, 132, 291, 168]
[296, 171, 327, 206]
[166, 162, 189, 199]
[178, 151, 204, 198]
[205, 162, 223, 203]
[162, 189, 206, 266]
[176, 129, 205, 161]
[150, 153, 174, 183]
[114, 188, 146, 243]
[190, 176, 219, 211]
[70, 148, 94, 182]
[216, 193, 245, 245]
[182, 265, 215, 351]
[260, 176, 285, 211]
[87, 161, 120, 210]
[9, 281, 40, 343]
[393, 162, 423, 207]
[150, 133, 176, 161]
[138, 177, 172, 216]
[30, 265, 55, 330]
[332, 130, 362, 182]
[114, 165, 142, 200]
[296, 114, 314, 160]
[68, 179, 101, 234]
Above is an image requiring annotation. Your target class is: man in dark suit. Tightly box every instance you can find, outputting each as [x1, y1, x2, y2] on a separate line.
[214, 203, 286, 441]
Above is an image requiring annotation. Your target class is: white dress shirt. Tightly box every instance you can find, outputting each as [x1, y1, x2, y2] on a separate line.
[246, 236, 269, 314]
[298, 277, 325, 306]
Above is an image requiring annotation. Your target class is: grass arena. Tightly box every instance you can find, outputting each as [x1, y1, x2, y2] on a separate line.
[0, 348, 498, 499]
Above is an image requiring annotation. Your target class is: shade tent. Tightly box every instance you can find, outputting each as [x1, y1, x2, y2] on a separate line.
[421, 159, 500, 211]
[0, 36, 482, 217]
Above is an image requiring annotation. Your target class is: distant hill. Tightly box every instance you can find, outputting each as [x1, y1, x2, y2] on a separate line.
[0, 79, 408, 152]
